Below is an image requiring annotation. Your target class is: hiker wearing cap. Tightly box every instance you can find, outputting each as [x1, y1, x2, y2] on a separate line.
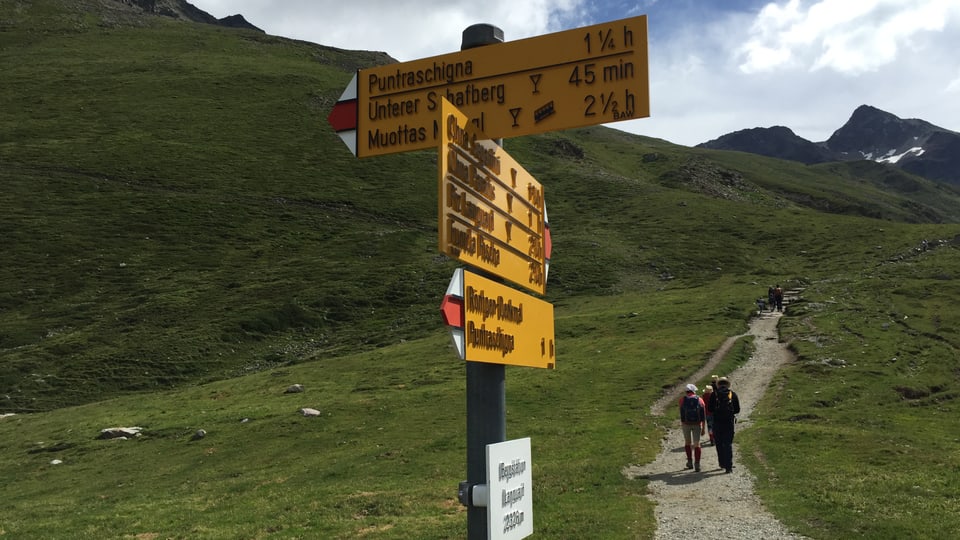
[701, 385, 715, 446]
[678, 383, 706, 471]
[707, 376, 741, 473]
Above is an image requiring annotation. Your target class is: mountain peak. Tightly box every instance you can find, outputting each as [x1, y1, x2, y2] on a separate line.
[112, 0, 264, 32]
[850, 104, 891, 119]
[825, 104, 935, 154]
[697, 105, 960, 185]
[214, 14, 263, 32]
[696, 125, 832, 165]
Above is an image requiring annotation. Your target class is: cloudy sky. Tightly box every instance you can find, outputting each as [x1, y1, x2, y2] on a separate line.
[190, 0, 960, 147]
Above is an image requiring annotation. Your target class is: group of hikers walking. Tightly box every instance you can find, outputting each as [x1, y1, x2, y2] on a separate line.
[756, 284, 784, 314]
[678, 375, 741, 473]
[678, 287, 776, 472]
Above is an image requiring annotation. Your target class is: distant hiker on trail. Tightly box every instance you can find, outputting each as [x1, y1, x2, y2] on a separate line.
[767, 286, 776, 312]
[756, 297, 766, 314]
[701, 385, 715, 446]
[774, 284, 784, 312]
[679, 383, 706, 472]
[707, 377, 741, 473]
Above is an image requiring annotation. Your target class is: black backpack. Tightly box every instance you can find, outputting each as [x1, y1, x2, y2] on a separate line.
[713, 389, 735, 420]
[680, 394, 702, 423]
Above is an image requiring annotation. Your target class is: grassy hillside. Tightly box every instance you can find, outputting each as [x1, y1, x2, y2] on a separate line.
[1, 1, 440, 410]
[3, 0, 960, 412]
[1, 1, 959, 538]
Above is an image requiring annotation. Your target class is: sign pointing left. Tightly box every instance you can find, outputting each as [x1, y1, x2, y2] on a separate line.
[326, 15, 649, 158]
[441, 268, 556, 369]
[327, 74, 358, 155]
[441, 268, 466, 359]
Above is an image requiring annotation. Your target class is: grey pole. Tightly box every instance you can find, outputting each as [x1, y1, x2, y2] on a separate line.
[460, 22, 505, 540]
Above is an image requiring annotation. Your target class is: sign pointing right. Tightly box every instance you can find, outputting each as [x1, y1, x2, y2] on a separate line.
[438, 98, 551, 296]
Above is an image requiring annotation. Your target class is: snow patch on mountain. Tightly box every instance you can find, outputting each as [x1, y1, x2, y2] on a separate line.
[873, 147, 925, 164]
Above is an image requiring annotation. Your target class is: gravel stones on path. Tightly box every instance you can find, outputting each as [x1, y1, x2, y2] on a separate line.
[623, 308, 810, 540]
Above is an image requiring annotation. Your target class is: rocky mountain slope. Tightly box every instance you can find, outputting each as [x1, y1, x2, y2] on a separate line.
[698, 105, 960, 185]
[115, 0, 262, 32]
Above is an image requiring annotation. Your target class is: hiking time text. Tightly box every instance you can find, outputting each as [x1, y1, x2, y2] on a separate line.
[354, 15, 649, 157]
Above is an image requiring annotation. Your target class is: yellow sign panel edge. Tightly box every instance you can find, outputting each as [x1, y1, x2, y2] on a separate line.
[357, 15, 649, 157]
[363, 15, 649, 91]
[462, 269, 555, 369]
[438, 98, 547, 295]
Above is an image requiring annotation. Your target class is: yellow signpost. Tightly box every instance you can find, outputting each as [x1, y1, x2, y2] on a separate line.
[438, 98, 548, 295]
[352, 15, 648, 157]
[331, 15, 656, 537]
[461, 269, 555, 369]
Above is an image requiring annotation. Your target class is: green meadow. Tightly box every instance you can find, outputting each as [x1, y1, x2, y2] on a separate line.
[1, 1, 958, 538]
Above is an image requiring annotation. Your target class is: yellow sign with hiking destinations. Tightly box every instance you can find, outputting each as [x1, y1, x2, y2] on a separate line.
[329, 15, 649, 157]
[437, 98, 550, 296]
[440, 268, 555, 369]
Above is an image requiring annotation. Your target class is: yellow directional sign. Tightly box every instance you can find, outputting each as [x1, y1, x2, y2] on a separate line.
[462, 269, 555, 369]
[438, 98, 547, 295]
[355, 15, 648, 157]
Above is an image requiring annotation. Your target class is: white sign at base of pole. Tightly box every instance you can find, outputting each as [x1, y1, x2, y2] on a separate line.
[486, 437, 533, 540]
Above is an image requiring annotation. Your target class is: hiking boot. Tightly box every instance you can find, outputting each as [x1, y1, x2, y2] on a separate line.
[685, 460, 693, 469]
[694, 462, 701, 472]
[725, 467, 732, 474]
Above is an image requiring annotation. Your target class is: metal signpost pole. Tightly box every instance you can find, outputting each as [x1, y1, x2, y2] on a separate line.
[461, 23, 505, 540]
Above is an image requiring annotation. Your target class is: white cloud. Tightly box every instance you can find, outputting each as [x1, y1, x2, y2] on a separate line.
[737, 0, 806, 72]
[738, 0, 960, 75]
[195, 0, 587, 61]
[190, 0, 960, 145]
[947, 70, 960, 93]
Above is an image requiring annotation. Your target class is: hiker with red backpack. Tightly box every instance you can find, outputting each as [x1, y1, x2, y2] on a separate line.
[678, 383, 706, 472]
[707, 376, 741, 473]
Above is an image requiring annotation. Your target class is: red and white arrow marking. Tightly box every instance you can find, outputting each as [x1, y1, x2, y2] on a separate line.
[327, 74, 358, 156]
[544, 205, 552, 284]
[439, 268, 466, 359]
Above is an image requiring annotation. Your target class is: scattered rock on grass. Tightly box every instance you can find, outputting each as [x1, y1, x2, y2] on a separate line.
[97, 427, 142, 440]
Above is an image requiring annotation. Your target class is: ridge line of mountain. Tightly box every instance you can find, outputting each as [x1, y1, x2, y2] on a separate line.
[697, 104, 960, 186]
[117, 0, 263, 32]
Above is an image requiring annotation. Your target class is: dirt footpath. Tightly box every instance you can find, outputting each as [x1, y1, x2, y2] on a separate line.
[623, 303, 810, 539]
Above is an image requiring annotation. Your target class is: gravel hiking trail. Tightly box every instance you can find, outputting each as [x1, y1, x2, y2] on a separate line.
[623, 291, 811, 539]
